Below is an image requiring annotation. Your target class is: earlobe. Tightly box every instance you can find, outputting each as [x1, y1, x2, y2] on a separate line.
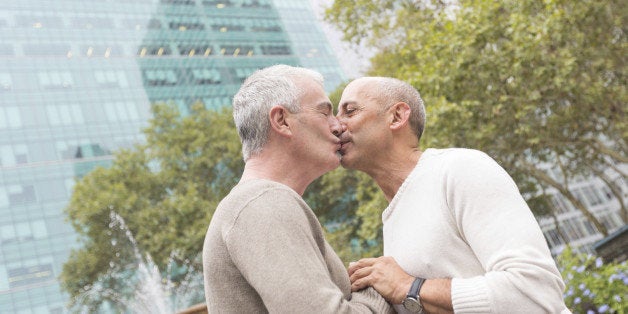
[269, 105, 292, 136]
[390, 102, 411, 130]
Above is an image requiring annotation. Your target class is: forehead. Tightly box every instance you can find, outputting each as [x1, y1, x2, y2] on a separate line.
[294, 77, 330, 108]
[340, 79, 379, 106]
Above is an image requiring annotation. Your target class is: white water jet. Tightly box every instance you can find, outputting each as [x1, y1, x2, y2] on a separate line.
[72, 210, 204, 313]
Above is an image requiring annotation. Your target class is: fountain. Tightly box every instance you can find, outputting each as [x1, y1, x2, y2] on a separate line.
[71, 211, 205, 313]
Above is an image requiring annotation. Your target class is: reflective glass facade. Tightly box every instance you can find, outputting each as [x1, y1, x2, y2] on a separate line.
[0, 1, 345, 312]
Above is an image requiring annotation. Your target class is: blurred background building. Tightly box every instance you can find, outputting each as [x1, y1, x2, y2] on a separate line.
[0, 0, 345, 312]
[538, 167, 627, 256]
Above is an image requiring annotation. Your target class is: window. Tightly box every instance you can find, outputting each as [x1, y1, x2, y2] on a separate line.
[143, 69, 178, 86]
[37, 71, 73, 89]
[203, 97, 231, 110]
[583, 220, 597, 236]
[94, 70, 129, 88]
[202, 0, 234, 7]
[189, 69, 221, 85]
[580, 185, 604, 206]
[7, 185, 36, 206]
[0, 106, 22, 129]
[169, 21, 205, 31]
[210, 19, 245, 32]
[0, 72, 12, 90]
[46, 104, 84, 126]
[8, 264, 54, 289]
[544, 229, 564, 247]
[0, 145, 28, 166]
[233, 67, 258, 82]
[220, 45, 254, 56]
[104, 101, 140, 122]
[82, 45, 122, 58]
[138, 46, 172, 57]
[551, 194, 572, 214]
[261, 45, 291, 55]
[178, 45, 213, 57]
[250, 19, 281, 32]
[1, 224, 16, 243]
[242, 0, 271, 8]
[161, 0, 195, 4]
[147, 18, 162, 29]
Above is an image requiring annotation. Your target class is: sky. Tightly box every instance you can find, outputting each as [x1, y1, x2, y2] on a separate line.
[308, 0, 373, 79]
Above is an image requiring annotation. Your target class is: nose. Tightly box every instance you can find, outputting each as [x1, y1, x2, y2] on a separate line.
[330, 116, 343, 137]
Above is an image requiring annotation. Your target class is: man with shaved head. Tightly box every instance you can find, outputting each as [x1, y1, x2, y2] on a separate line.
[336, 77, 570, 314]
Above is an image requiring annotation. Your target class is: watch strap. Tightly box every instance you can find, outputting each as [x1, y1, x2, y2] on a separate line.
[407, 277, 426, 299]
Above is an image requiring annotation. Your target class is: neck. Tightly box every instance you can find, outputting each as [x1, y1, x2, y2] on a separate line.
[365, 148, 422, 202]
[239, 155, 316, 196]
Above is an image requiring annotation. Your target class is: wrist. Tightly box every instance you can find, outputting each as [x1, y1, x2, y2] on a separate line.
[394, 275, 416, 304]
[402, 277, 427, 313]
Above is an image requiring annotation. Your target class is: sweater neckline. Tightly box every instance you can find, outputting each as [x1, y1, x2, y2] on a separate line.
[382, 148, 435, 222]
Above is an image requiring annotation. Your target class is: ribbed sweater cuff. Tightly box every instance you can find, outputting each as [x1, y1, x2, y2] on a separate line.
[351, 287, 395, 314]
[451, 277, 491, 313]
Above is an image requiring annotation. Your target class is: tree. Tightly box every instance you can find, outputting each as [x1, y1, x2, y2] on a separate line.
[61, 103, 243, 311]
[326, 0, 627, 237]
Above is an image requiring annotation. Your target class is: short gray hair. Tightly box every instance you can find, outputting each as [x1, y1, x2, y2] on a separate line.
[232, 64, 324, 161]
[363, 77, 426, 139]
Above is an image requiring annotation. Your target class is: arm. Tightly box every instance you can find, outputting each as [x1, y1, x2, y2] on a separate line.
[226, 189, 393, 313]
[445, 151, 567, 312]
[349, 256, 453, 314]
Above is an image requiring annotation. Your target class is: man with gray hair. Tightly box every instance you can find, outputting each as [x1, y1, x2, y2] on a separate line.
[202, 65, 393, 313]
[337, 77, 570, 313]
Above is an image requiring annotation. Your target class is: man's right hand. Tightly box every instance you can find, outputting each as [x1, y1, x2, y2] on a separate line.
[348, 256, 415, 304]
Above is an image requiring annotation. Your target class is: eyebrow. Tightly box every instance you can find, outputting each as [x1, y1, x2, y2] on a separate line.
[339, 101, 358, 111]
[316, 101, 333, 113]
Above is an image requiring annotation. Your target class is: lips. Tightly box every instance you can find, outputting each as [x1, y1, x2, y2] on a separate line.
[337, 134, 350, 156]
[338, 140, 350, 155]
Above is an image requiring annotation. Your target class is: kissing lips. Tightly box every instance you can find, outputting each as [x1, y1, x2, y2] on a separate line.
[338, 141, 350, 156]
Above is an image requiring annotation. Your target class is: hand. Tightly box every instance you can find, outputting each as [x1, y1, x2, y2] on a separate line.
[348, 256, 415, 304]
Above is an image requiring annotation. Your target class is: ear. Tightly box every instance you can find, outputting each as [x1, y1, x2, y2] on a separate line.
[389, 102, 411, 131]
[269, 105, 292, 137]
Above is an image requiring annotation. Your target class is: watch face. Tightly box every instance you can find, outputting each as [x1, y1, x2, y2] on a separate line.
[403, 297, 423, 313]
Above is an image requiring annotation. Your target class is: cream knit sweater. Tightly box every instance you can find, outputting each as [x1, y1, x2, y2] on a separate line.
[383, 148, 570, 314]
[203, 179, 393, 313]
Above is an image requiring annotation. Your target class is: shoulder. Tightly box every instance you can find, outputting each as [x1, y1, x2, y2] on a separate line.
[230, 180, 306, 217]
[427, 148, 501, 173]
[220, 180, 314, 234]
[429, 147, 494, 164]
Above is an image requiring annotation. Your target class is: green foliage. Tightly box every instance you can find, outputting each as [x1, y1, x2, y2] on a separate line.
[557, 247, 627, 313]
[61, 103, 243, 309]
[327, 0, 627, 235]
[306, 167, 386, 264]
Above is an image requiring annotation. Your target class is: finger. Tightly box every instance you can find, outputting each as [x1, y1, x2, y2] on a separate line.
[348, 257, 378, 274]
[349, 265, 372, 284]
[351, 276, 371, 292]
[347, 262, 358, 276]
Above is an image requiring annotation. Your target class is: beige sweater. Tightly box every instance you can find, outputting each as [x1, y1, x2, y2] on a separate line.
[203, 179, 393, 313]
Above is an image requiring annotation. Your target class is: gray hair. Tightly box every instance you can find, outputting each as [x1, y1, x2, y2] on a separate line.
[362, 77, 426, 140]
[232, 64, 324, 161]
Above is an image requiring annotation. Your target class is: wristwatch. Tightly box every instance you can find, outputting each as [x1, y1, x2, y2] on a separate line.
[402, 277, 426, 313]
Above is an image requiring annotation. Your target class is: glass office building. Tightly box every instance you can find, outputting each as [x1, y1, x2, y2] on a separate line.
[537, 167, 627, 256]
[0, 0, 345, 312]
